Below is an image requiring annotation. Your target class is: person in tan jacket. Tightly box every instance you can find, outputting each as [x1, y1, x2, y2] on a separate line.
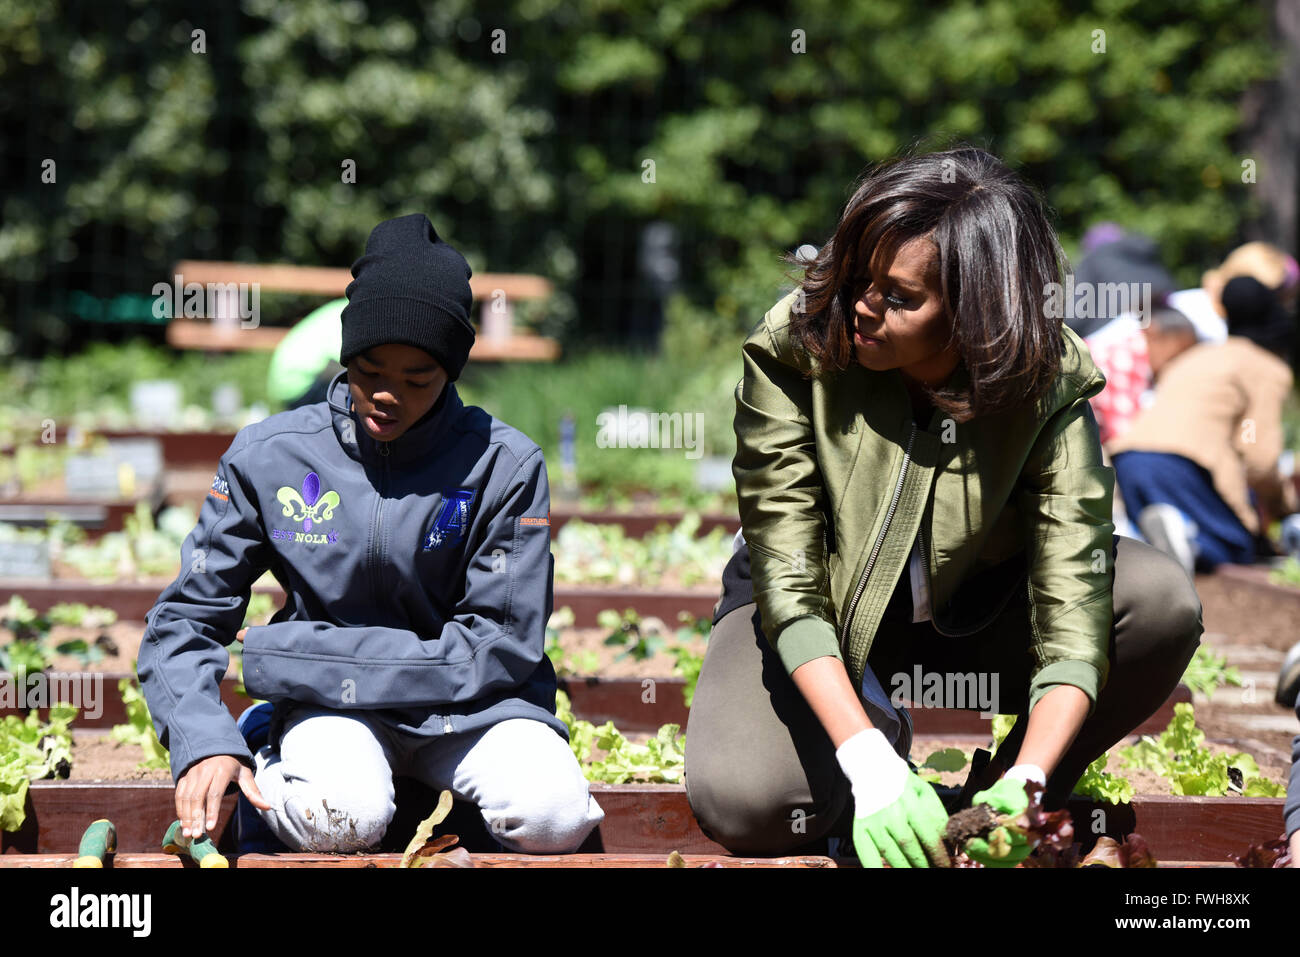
[1107, 275, 1298, 572]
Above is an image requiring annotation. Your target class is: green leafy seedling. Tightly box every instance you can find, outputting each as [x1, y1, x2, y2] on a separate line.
[109, 675, 169, 770]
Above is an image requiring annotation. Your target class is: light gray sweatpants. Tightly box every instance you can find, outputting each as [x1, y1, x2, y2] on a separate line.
[251, 705, 605, 854]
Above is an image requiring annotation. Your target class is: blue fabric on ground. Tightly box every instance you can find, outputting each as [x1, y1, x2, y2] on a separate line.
[1111, 450, 1255, 569]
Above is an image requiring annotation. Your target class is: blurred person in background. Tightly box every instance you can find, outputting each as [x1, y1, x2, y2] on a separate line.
[1140, 305, 1200, 383]
[1073, 223, 1179, 538]
[1165, 241, 1300, 346]
[267, 298, 346, 411]
[1107, 272, 1299, 575]
[1070, 223, 1178, 340]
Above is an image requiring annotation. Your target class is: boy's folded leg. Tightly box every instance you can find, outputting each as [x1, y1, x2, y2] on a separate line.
[410, 718, 604, 855]
[251, 705, 401, 853]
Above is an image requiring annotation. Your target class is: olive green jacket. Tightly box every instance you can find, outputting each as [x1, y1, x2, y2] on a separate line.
[732, 289, 1116, 716]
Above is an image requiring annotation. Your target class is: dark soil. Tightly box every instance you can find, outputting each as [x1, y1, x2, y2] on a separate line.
[65, 733, 172, 782]
[1187, 572, 1300, 767]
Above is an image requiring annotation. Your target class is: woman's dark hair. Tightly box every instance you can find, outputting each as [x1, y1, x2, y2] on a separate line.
[781, 144, 1068, 423]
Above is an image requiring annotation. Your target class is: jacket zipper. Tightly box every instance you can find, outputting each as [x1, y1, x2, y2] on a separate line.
[371, 441, 390, 607]
[372, 440, 451, 733]
[840, 420, 917, 646]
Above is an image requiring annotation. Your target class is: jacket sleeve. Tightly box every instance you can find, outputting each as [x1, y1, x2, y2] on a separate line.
[137, 428, 271, 782]
[732, 303, 842, 676]
[1017, 379, 1116, 717]
[240, 448, 554, 709]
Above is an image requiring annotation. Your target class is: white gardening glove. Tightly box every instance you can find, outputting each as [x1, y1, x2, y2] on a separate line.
[836, 728, 950, 868]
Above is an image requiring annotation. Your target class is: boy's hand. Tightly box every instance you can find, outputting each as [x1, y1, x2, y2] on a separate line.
[236, 628, 247, 642]
[176, 754, 271, 839]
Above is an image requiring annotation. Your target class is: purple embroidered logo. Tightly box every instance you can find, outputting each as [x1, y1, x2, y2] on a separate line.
[275, 470, 341, 532]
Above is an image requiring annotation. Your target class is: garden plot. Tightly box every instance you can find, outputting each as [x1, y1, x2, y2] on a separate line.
[1188, 570, 1300, 767]
[1, 540, 1297, 867]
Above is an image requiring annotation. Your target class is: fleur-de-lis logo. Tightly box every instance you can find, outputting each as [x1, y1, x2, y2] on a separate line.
[276, 471, 341, 532]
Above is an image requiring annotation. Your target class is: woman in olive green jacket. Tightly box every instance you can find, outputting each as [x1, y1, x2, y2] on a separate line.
[684, 146, 1203, 868]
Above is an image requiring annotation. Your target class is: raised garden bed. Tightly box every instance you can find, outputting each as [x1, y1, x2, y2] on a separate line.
[910, 733, 1291, 796]
[0, 671, 1191, 738]
[1, 773, 1284, 864]
[549, 509, 738, 539]
[0, 484, 165, 541]
[0, 778, 730, 856]
[92, 430, 236, 469]
[0, 580, 722, 627]
[0, 851, 834, 868]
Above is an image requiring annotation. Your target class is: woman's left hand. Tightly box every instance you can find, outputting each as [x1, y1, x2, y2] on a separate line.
[964, 777, 1035, 867]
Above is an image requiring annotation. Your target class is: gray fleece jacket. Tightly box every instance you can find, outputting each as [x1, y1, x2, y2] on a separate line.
[137, 369, 564, 783]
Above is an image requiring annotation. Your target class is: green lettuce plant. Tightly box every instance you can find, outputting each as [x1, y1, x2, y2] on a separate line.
[0, 705, 77, 831]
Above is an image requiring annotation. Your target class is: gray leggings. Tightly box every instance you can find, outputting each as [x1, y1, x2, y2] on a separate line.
[683, 534, 1203, 855]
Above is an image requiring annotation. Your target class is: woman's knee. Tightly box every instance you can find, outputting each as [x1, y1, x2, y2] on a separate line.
[686, 604, 849, 853]
[685, 756, 849, 855]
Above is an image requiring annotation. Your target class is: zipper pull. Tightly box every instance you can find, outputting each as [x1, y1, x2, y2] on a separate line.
[379, 441, 390, 458]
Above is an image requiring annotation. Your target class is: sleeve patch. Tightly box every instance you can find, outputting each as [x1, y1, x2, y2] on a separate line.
[208, 473, 230, 501]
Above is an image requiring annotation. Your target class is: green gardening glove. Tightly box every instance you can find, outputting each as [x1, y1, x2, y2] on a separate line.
[836, 729, 951, 868]
[964, 771, 1040, 867]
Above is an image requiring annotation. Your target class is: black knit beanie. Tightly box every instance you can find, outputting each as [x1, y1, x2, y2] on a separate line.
[340, 213, 475, 380]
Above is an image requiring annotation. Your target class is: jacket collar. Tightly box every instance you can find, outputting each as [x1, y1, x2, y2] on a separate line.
[882, 360, 970, 434]
[326, 369, 462, 466]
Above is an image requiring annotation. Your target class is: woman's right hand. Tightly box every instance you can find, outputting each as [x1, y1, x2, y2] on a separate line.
[175, 754, 272, 839]
[836, 728, 951, 868]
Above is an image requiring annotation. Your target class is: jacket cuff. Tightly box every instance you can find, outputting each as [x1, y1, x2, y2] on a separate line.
[171, 735, 254, 786]
[773, 615, 843, 676]
[1028, 660, 1102, 717]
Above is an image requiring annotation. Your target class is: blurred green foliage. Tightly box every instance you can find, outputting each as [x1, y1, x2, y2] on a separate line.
[0, 0, 1278, 357]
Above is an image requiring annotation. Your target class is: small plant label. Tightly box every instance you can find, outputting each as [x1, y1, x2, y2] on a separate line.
[0, 540, 51, 579]
[64, 438, 163, 497]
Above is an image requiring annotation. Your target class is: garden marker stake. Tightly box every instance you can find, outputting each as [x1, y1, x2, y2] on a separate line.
[73, 819, 117, 868]
[162, 819, 228, 868]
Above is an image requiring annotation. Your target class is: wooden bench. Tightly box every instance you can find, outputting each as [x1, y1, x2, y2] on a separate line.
[163, 260, 560, 360]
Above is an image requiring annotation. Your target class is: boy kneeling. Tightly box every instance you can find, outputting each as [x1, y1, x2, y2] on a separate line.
[139, 214, 603, 853]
